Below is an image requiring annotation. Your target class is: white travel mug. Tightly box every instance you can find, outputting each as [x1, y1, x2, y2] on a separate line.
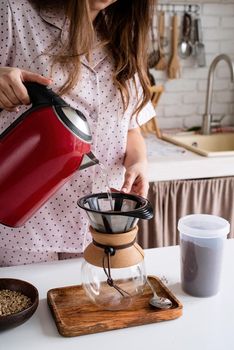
[178, 214, 230, 297]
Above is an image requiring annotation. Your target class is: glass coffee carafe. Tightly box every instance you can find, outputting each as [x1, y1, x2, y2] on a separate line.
[77, 192, 153, 311]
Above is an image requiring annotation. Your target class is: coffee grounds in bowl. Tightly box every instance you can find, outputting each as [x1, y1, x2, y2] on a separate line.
[0, 289, 32, 316]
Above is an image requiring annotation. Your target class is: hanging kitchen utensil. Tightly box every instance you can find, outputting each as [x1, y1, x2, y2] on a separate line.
[155, 11, 167, 71]
[178, 12, 193, 59]
[168, 13, 181, 79]
[190, 14, 196, 57]
[148, 21, 160, 69]
[194, 17, 206, 67]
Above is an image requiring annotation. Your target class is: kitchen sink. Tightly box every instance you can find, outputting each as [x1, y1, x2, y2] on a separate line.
[162, 132, 234, 157]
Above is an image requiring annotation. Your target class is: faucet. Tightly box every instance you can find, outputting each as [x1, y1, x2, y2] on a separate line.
[202, 54, 234, 134]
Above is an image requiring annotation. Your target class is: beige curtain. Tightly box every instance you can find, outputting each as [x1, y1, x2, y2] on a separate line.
[137, 177, 234, 248]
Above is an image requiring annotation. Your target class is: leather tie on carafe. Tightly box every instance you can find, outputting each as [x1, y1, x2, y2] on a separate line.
[93, 238, 136, 297]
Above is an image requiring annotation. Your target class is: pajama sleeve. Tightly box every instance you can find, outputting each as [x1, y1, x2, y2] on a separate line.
[0, 0, 15, 66]
[128, 73, 156, 130]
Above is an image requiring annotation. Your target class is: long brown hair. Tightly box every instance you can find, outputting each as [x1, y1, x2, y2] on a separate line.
[30, 0, 156, 114]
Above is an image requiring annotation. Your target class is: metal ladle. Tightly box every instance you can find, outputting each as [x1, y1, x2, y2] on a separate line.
[147, 278, 172, 309]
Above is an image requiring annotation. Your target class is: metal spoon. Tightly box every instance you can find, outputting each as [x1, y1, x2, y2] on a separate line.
[178, 12, 193, 59]
[147, 278, 172, 309]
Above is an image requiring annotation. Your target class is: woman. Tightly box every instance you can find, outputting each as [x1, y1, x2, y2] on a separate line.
[0, 0, 156, 266]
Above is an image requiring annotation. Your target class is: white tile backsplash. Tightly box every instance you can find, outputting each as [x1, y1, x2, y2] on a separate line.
[152, 2, 234, 129]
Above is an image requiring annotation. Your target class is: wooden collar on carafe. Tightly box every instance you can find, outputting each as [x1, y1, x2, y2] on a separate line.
[89, 225, 139, 247]
[84, 226, 144, 268]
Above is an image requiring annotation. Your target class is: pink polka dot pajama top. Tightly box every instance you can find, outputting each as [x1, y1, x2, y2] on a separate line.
[0, 0, 155, 266]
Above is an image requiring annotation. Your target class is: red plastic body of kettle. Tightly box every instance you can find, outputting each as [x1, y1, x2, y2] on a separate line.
[0, 82, 98, 227]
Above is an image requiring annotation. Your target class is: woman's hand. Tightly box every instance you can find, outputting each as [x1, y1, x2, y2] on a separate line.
[0, 67, 52, 112]
[121, 161, 149, 197]
[121, 127, 149, 198]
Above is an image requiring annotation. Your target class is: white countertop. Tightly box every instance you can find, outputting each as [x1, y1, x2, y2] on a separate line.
[145, 134, 234, 182]
[1, 239, 234, 350]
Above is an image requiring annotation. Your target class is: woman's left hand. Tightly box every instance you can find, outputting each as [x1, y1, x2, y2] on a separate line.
[121, 127, 150, 198]
[121, 161, 149, 198]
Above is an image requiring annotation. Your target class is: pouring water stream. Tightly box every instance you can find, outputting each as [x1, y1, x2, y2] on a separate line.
[99, 162, 114, 211]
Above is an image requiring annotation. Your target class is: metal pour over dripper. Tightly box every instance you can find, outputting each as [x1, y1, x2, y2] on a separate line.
[77, 192, 153, 233]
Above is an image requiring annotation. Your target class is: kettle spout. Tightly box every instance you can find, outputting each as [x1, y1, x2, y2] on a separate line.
[79, 151, 99, 170]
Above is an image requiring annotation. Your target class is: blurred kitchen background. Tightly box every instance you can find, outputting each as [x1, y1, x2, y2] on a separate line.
[149, 0, 234, 130]
[138, 0, 234, 249]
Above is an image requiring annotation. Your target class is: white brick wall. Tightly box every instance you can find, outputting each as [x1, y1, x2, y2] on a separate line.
[151, 2, 234, 129]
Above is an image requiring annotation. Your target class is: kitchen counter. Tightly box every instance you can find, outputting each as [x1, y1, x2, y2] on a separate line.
[1, 239, 234, 350]
[145, 134, 234, 182]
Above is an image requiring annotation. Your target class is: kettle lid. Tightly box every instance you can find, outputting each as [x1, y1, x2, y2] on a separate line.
[54, 105, 92, 143]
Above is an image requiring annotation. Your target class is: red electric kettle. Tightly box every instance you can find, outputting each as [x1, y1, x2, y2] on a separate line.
[0, 82, 98, 227]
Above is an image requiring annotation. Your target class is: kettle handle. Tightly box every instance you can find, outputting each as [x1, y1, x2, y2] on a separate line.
[24, 82, 68, 107]
[0, 83, 67, 112]
[0, 82, 69, 112]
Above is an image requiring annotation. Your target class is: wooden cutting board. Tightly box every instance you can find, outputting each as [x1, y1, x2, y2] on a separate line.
[47, 275, 183, 337]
